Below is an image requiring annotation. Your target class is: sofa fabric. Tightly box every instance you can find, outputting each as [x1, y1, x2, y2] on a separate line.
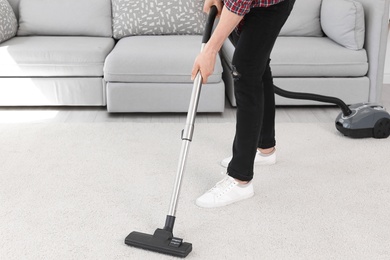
[104, 34, 225, 113]
[112, 0, 205, 39]
[0, 0, 18, 43]
[104, 35, 222, 83]
[106, 81, 225, 112]
[279, 0, 323, 37]
[0, 36, 115, 76]
[17, 0, 112, 37]
[271, 37, 368, 77]
[321, 0, 365, 50]
[0, 77, 106, 105]
[221, 37, 368, 77]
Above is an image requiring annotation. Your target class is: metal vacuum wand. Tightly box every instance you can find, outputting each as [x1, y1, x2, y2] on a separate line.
[125, 6, 219, 258]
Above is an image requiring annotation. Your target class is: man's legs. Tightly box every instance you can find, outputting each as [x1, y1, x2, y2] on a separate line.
[221, 38, 276, 169]
[228, 0, 293, 182]
[196, 0, 295, 208]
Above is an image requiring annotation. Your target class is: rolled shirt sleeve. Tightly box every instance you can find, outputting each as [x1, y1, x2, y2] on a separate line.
[223, 0, 253, 16]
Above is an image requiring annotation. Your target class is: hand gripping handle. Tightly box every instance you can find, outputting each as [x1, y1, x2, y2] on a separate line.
[181, 5, 219, 142]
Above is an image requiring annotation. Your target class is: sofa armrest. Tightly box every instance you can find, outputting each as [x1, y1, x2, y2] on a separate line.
[355, 0, 390, 103]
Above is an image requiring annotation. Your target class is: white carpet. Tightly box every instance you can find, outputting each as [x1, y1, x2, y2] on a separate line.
[0, 122, 389, 260]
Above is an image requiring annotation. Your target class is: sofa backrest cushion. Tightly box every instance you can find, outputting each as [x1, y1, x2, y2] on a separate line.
[321, 0, 365, 50]
[280, 0, 323, 37]
[17, 0, 112, 37]
[0, 0, 18, 43]
[112, 0, 206, 39]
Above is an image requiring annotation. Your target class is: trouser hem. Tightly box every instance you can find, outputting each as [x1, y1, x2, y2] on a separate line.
[227, 168, 253, 182]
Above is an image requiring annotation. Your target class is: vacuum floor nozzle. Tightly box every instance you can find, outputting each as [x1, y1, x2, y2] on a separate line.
[125, 229, 192, 258]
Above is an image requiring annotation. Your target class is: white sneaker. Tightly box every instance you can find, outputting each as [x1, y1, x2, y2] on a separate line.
[195, 176, 254, 208]
[220, 148, 276, 168]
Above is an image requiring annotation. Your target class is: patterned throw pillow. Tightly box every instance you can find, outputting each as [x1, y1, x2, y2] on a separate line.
[112, 0, 206, 39]
[0, 0, 18, 43]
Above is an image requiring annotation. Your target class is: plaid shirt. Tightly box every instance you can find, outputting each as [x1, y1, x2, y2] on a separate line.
[223, 0, 286, 33]
[224, 0, 285, 16]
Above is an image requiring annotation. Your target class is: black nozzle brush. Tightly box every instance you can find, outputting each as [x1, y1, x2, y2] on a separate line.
[125, 215, 192, 258]
[125, 229, 192, 258]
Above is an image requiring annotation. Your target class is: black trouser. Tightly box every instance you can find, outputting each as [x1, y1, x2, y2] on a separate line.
[227, 0, 295, 182]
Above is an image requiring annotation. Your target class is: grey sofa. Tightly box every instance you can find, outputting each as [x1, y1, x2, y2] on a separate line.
[1, 0, 389, 112]
[1, 0, 224, 112]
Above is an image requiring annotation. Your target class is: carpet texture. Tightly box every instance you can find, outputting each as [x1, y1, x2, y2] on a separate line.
[0, 122, 389, 260]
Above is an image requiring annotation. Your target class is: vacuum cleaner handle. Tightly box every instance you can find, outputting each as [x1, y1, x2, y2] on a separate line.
[167, 6, 218, 221]
[202, 5, 218, 44]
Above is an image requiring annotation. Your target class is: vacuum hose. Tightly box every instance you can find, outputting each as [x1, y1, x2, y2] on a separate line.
[273, 85, 353, 116]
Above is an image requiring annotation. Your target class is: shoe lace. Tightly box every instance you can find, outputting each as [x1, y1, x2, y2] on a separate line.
[209, 176, 236, 195]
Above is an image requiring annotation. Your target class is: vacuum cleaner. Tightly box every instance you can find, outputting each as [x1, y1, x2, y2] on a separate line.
[124, 6, 219, 258]
[274, 86, 390, 139]
[124, 5, 390, 258]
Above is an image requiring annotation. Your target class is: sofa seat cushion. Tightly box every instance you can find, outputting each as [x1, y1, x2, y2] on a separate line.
[221, 36, 368, 77]
[0, 36, 115, 77]
[104, 35, 222, 83]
